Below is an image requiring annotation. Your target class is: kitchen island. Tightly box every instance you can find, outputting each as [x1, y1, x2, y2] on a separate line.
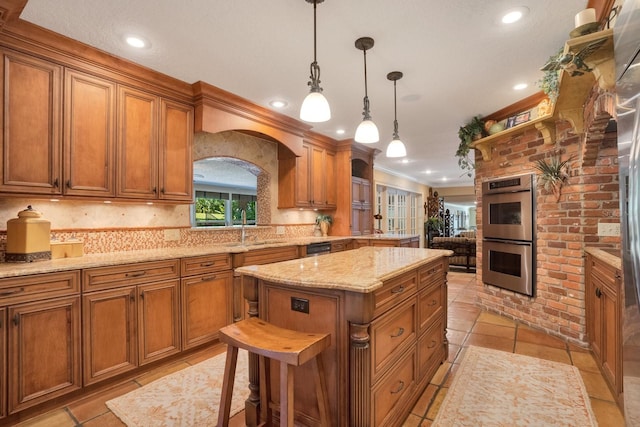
[236, 246, 452, 427]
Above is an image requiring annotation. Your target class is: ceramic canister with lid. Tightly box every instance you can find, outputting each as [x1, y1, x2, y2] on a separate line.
[6, 205, 52, 262]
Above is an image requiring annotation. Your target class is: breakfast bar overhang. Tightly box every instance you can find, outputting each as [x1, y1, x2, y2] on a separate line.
[236, 246, 452, 427]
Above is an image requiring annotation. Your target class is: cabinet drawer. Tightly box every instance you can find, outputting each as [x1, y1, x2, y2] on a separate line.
[0, 271, 80, 306]
[83, 259, 180, 291]
[418, 260, 445, 290]
[181, 253, 232, 277]
[418, 284, 444, 333]
[331, 240, 351, 253]
[372, 348, 416, 427]
[373, 271, 417, 317]
[418, 315, 445, 379]
[371, 297, 416, 381]
[234, 246, 299, 267]
[591, 258, 620, 294]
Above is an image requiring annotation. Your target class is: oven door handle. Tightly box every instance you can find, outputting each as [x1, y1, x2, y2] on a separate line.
[483, 238, 532, 246]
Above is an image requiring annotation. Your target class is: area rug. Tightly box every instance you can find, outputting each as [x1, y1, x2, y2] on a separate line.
[433, 346, 598, 426]
[106, 348, 249, 426]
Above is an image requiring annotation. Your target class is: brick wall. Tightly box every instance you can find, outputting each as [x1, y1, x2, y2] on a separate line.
[474, 87, 620, 346]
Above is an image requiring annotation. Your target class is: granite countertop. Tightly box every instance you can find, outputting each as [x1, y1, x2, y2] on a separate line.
[585, 247, 622, 270]
[236, 246, 452, 293]
[355, 233, 420, 240]
[0, 234, 421, 279]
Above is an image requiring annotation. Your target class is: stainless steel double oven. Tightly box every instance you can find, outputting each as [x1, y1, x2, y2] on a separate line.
[482, 173, 536, 296]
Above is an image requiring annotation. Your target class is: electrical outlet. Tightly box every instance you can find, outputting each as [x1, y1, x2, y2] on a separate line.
[598, 223, 620, 237]
[291, 297, 309, 314]
[276, 226, 285, 235]
[163, 228, 181, 241]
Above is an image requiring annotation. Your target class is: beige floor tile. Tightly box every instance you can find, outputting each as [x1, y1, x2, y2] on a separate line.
[446, 343, 461, 363]
[590, 398, 625, 427]
[401, 413, 423, 426]
[476, 311, 516, 327]
[425, 387, 448, 421]
[183, 343, 226, 365]
[516, 325, 568, 349]
[410, 383, 438, 417]
[14, 409, 76, 427]
[465, 333, 515, 353]
[82, 411, 127, 426]
[580, 370, 616, 402]
[447, 317, 475, 332]
[446, 329, 468, 346]
[430, 362, 452, 386]
[514, 341, 572, 364]
[134, 361, 192, 386]
[571, 350, 601, 374]
[68, 380, 139, 423]
[471, 322, 516, 340]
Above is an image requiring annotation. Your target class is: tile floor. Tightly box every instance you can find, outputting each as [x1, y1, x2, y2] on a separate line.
[13, 271, 625, 427]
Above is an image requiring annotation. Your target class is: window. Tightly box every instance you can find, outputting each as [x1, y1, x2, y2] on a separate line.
[195, 191, 256, 227]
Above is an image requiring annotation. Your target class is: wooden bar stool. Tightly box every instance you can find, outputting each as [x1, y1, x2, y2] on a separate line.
[217, 317, 331, 427]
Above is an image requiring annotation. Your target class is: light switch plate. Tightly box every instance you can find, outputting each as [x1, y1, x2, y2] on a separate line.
[598, 223, 620, 237]
[276, 226, 285, 235]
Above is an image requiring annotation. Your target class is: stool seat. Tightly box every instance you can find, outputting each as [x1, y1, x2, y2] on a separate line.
[217, 317, 331, 427]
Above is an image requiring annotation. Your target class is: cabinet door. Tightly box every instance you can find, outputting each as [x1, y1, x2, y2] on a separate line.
[601, 281, 619, 391]
[181, 271, 233, 350]
[323, 149, 337, 207]
[138, 280, 181, 365]
[0, 308, 5, 420]
[295, 143, 311, 207]
[83, 287, 137, 386]
[310, 145, 324, 206]
[0, 49, 62, 194]
[117, 86, 158, 199]
[8, 296, 81, 414]
[159, 99, 193, 201]
[64, 69, 116, 197]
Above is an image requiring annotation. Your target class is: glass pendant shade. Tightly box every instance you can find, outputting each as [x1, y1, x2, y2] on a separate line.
[386, 138, 407, 157]
[355, 119, 379, 143]
[300, 91, 331, 122]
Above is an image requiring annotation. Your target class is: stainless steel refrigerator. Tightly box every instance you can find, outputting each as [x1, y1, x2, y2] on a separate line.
[615, 0, 640, 424]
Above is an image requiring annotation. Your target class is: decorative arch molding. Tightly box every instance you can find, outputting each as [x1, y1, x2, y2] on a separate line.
[194, 130, 276, 225]
[582, 89, 616, 167]
[192, 81, 310, 158]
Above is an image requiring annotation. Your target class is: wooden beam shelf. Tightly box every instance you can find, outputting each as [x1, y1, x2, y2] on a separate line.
[471, 29, 613, 161]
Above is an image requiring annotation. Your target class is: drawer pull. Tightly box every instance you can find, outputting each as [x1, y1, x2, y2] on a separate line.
[595, 287, 602, 298]
[390, 380, 405, 394]
[12, 314, 19, 326]
[428, 299, 437, 307]
[126, 271, 147, 278]
[200, 262, 215, 267]
[390, 327, 405, 338]
[391, 285, 405, 294]
[427, 340, 437, 349]
[0, 287, 25, 296]
[202, 275, 216, 282]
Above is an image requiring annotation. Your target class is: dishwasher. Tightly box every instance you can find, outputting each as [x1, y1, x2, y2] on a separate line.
[305, 242, 332, 257]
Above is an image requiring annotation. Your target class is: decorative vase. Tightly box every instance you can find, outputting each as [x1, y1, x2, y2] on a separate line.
[320, 221, 329, 237]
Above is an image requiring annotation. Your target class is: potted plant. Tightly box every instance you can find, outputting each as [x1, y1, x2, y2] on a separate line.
[538, 48, 563, 103]
[316, 214, 333, 237]
[533, 154, 572, 201]
[456, 115, 485, 176]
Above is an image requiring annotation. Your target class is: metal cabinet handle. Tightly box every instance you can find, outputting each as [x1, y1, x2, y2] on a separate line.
[427, 340, 437, 349]
[126, 271, 147, 278]
[12, 314, 19, 326]
[0, 287, 24, 296]
[428, 299, 437, 306]
[391, 285, 405, 294]
[390, 380, 405, 394]
[66, 180, 71, 188]
[390, 327, 405, 338]
[53, 178, 59, 188]
[200, 262, 215, 267]
[202, 275, 216, 282]
[595, 287, 602, 298]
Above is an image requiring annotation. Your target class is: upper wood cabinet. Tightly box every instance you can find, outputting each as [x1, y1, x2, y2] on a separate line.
[64, 69, 116, 197]
[0, 47, 193, 202]
[278, 141, 336, 209]
[0, 49, 62, 194]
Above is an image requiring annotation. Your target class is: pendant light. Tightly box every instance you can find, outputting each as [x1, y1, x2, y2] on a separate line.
[300, 0, 331, 123]
[386, 71, 407, 158]
[354, 37, 379, 143]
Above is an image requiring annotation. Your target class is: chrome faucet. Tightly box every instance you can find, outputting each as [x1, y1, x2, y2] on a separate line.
[241, 209, 247, 244]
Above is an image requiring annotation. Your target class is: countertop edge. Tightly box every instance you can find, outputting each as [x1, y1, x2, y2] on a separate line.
[585, 247, 622, 270]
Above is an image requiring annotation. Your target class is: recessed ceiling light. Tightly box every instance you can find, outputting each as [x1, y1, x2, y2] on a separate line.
[513, 83, 528, 90]
[269, 100, 287, 108]
[425, 170, 432, 174]
[502, 7, 529, 24]
[402, 159, 409, 164]
[442, 177, 448, 182]
[125, 35, 150, 49]
[336, 129, 345, 135]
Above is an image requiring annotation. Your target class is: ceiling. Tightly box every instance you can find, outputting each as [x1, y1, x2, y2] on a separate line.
[20, 0, 587, 188]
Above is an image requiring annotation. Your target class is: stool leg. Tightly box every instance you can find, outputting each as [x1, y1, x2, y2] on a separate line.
[280, 362, 295, 427]
[259, 356, 272, 424]
[312, 355, 331, 426]
[217, 346, 239, 427]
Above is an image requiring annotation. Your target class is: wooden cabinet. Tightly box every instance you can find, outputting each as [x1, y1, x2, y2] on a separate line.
[278, 141, 336, 209]
[0, 307, 5, 420]
[331, 239, 352, 253]
[352, 177, 372, 235]
[0, 48, 192, 202]
[82, 260, 181, 385]
[63, 69, 116, 197]
[180, 254, 233, 350]
[0, 49, 62, 194]
[0, 271, 81, 414]
[585, 252, 622, 405]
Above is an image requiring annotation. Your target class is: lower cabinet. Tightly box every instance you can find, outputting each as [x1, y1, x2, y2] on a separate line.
[82, 260, 181, 385]
[0, 272, 82, 416]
